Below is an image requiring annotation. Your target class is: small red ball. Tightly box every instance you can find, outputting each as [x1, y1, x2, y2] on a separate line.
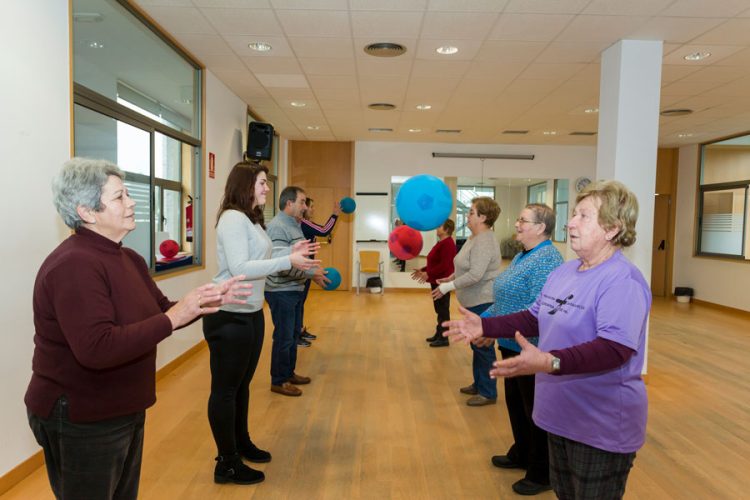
[388, 225, 423, 261]
[159, 239, 180, 259]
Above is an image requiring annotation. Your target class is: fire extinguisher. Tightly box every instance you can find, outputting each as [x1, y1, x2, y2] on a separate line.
[186, 195, 193, 242]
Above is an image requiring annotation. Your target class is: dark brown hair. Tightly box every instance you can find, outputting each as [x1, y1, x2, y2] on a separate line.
[442, 218, 455, 236]
[217, 161, 269, 228]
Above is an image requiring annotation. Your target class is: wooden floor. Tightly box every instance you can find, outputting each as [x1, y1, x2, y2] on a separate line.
[3, 292, 749, 499]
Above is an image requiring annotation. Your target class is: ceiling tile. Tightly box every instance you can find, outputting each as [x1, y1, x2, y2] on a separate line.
[504, 0, 591, 15]
[421, 12, 500, 39]
[255, 73, 310, 88]
[691, 18, 750, 45]
[628, 16, 726, 43]
[308, 75, 359, 90]
[464, 60, 527, 79]
[314, 87, 361, 100]
[194, 0, 270, 6]
[270, 0, 347, 8]
[660, 64, 703, 82]
[488, 13, 573, 41]
[288, 37, 354, 59]
[582, 0, 673, 16]
[476, 40, 547, 62]
[659, 0, 750, 18]
[662, 44, 745, 65]
[356, 58, 414, 76]
[661, 80, 723, 97]
[411, 60, 471, 78]
[518, 63, 586, 80]
[350, 0, 428, 11]
[298, 58, 357, 76]
[535, 41, 610, 63]
[198, 52, 245, 70]
[276, 10, 350, 36]
[680, 65, 750, 83]
[242, 56, 301, 74]
[136, 0, 193, 6]
[351, 11, 424, 37]
[174, 34, 233, 58]
[427, 0, 509, 12]
[200, 8, 282, 35]
[139, 6, 216, 34]
[556, 15, 649, 42]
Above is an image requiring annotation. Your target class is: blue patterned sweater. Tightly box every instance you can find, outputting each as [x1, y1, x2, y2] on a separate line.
[481, 240, 564, 352]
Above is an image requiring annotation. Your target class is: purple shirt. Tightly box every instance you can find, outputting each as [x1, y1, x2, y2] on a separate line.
[529, 250, 651, 453]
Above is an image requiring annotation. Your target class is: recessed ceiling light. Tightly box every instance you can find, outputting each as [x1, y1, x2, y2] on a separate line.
[436, 45, 459, 55]
[364, 42, 407, 57]
[678, 133, 693, 138]
[408, 128, 422, 133]
[368, 103, 396, 111]
[290, 101, 306, 108]
[248, 42, 272, 52]
[660, 108, 693, 117]
[306, 125, 320, 130]
[684, 51, 710, 61]
[368, 127, 393, 132]
[584, 107, 599, 114]
[416, 104, 432, 110]
[543, 130, 558, 136]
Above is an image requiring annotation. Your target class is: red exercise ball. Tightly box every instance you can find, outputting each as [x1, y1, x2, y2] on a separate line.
[159, 239, 180, 259]
[388, 225, 423, 261]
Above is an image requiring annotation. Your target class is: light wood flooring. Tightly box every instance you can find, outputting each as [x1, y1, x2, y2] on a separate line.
[3, 293, 749, 499]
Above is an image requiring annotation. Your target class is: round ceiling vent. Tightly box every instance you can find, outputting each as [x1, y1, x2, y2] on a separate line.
[368, 103, 396, 111]
[364, 42, 407, 57]
[660, 108, 693, 117]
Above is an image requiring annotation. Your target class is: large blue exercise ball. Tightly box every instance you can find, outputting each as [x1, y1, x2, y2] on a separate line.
[322, 267, 342, 291]
[395, 174, 453, 231]
[340, 197, 356, 214]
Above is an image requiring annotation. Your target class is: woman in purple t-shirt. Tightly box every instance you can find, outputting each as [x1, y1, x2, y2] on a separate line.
[444, 180, 651, 500]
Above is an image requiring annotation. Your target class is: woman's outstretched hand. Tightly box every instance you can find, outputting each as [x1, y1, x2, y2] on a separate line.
[441, 305, 484, 344]
[166, 275, 252, 329]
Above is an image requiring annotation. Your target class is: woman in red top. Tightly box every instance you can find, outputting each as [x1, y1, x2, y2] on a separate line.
[411, 219, 457, 347]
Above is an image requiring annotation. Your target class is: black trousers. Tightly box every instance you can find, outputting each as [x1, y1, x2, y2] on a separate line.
[28, 397, 145, 500]
[499, 346, 550, 485]
[202, 309, 265, 457]
[430, 283, 451, 337]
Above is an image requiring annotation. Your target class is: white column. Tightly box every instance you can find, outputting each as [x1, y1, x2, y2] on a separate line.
[597, 40, 662, 283]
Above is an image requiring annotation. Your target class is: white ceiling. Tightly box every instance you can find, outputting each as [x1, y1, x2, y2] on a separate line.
[130, 0, 750, 147]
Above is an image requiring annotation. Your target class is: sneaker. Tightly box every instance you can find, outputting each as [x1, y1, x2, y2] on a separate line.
[466, 395, 497, 406]
[214, 454, 265, 485]
[239, 443, 271, 463]
[297, 338, 312, 347]
[512, 478, 552, 496]
[271, 382, 302, 397]
[429, 338, 449, 347]
[459, 384, 478, 395]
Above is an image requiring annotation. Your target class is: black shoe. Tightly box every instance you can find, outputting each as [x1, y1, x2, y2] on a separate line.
[301, 331, 317, 340]
[491, 455, 525, 469]
[429, 337, 449, 347]
[239, 443, 272, 463]
[214, 454, 265, 485]
[297, 338, 312, 347]
[425, 334, 438, 342]
[512, 478, 552, 496]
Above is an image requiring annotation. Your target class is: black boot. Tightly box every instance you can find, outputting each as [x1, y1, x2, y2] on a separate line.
[214, 454, 265, 485]
[239, 442, 272, 463]
[425, 333, 439, 342]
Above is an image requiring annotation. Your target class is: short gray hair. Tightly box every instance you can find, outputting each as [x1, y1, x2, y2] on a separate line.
[526, 203, 556, 238]
[53, 158, 124, 229]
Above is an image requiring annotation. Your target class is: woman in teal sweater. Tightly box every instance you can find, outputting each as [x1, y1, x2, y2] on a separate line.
[482, 204, 563, 496]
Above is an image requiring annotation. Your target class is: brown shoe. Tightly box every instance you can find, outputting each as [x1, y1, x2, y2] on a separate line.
[459, 384, 478, 395]
[270, 382, 302, 397]
[466, 395, 496, 406]
[288, 373, 311, 385]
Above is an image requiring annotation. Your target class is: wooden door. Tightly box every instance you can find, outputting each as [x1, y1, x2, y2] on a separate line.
[651, 194, 670, 297]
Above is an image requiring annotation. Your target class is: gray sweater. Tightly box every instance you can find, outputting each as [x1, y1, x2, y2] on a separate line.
[454, 230, 501, 308]
[265, 211, 316, 292]
[213, 210, 291, 313]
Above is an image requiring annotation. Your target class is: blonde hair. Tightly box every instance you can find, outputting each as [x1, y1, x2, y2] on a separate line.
[576, 180, 638, 247]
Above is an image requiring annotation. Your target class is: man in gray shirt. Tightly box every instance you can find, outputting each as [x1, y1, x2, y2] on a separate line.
[265, 186, 328, 397]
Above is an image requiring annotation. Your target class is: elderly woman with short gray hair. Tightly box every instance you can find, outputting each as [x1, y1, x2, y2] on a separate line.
[25, 158, 251, 500]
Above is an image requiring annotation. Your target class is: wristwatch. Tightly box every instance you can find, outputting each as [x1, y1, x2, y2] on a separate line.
[550, 355, 561, 373]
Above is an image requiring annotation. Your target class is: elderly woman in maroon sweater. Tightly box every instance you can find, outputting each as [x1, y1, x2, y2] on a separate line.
[25, 158, 251, 500]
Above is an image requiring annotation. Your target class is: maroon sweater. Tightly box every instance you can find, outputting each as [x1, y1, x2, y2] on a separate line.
[421, 237, 457, 285]
[25, 228, 175, 422]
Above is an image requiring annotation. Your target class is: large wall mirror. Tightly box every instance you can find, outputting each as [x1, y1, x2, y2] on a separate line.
[388, 176, 570, 273]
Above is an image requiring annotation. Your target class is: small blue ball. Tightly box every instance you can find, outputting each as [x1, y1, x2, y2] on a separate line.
[340, 197, 356, 214]
[322, 267, 342, 291]
[396, 175, 453, 231]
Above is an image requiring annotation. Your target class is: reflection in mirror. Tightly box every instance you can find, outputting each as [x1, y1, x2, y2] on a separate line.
[389, 176, 569, 272]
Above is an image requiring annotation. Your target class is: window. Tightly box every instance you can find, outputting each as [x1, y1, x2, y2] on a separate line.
[456, 185, 495, 239]
[527, 182, 547, 204]
[72, 0, 203, 273]
[697, 134, 750, 259]
[553, 179, 569, 242]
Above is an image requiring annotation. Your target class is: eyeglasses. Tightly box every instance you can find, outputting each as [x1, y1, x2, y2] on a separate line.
[516, 218, 540, 225]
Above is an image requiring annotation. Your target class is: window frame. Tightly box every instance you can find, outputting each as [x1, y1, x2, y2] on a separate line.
[552, 179, 569, 243]
[696, 180, 749, 259]
[71, 0, 205, 275]
[455, 185, 496, 239]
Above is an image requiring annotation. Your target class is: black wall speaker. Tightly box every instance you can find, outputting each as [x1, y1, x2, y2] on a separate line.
[247, 121, 274, 160]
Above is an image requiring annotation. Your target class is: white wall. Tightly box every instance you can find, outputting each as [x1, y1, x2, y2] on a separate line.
[353, 141, 595, 288]
[0, 0, 251, 475]
[673, 145, 750, 312]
